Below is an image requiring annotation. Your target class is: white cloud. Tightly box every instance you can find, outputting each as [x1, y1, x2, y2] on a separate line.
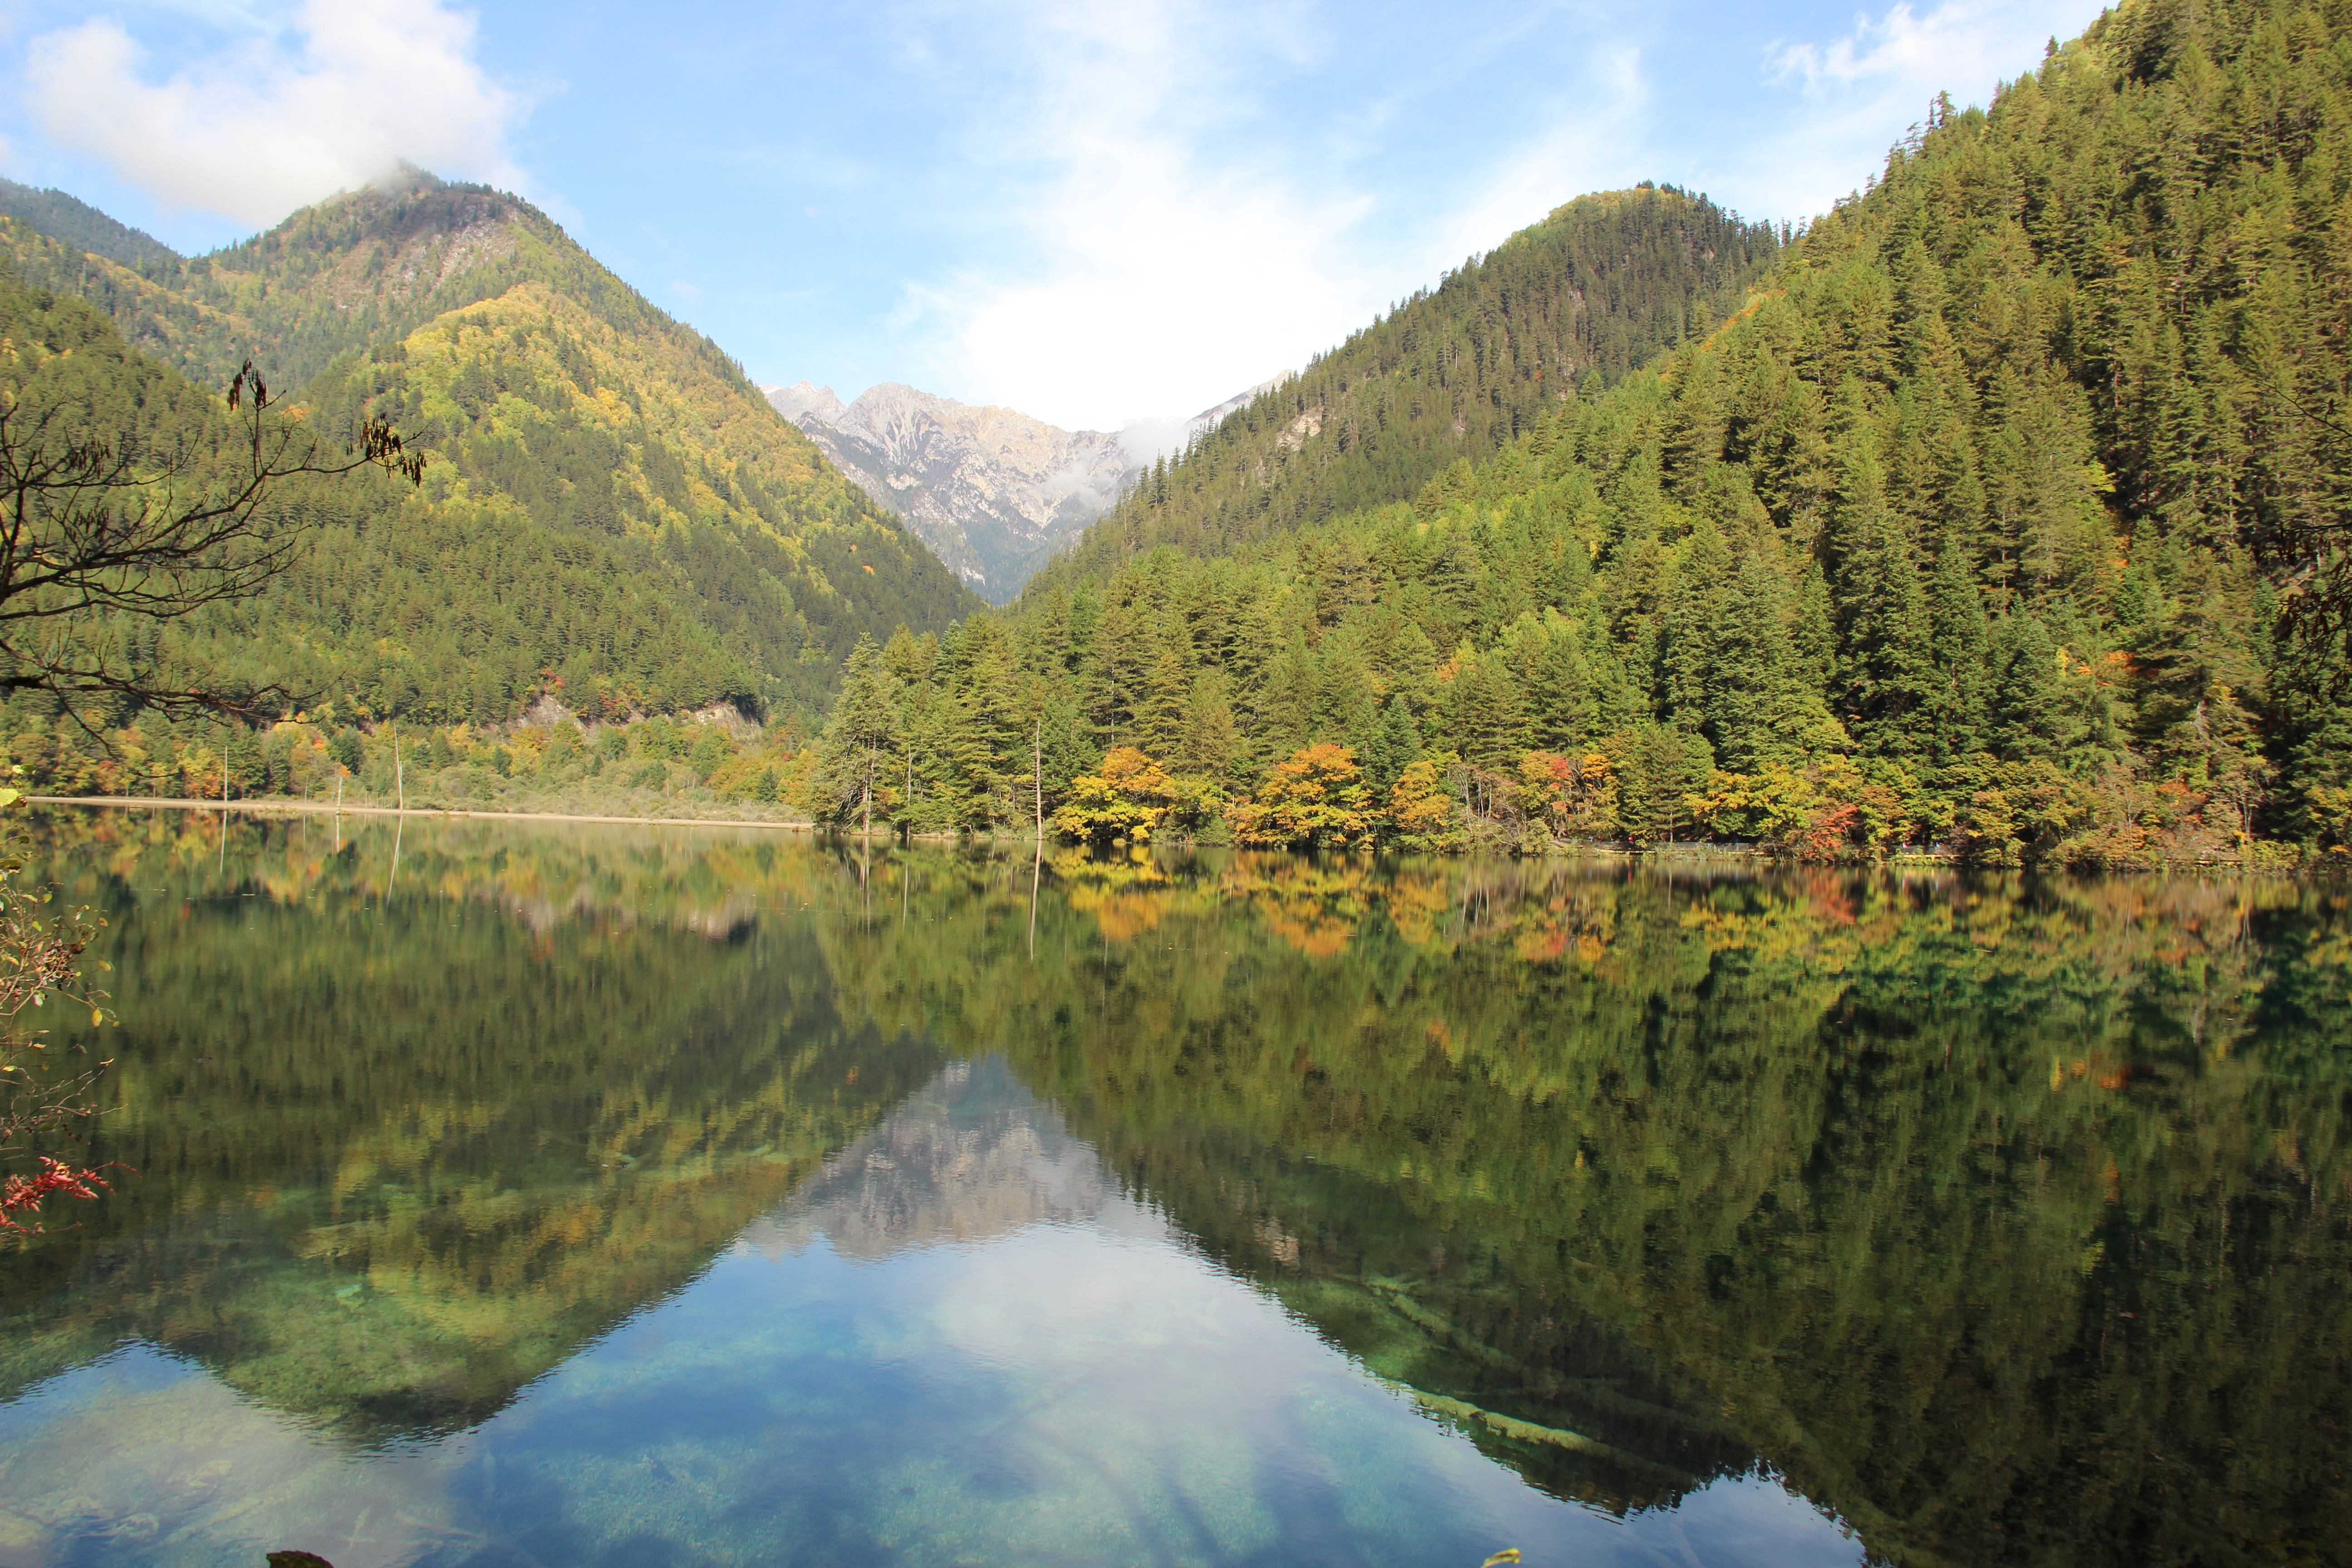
[1771, 0, 2007, 92]
[23, 0, 525, 229]
[1731, 0, 2108, 221]
[891, 0, 1367, 431]
[1428, 44, 1651, 270]
[887, 0, 1667, 432]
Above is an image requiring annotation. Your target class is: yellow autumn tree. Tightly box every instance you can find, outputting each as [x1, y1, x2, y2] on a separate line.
[1228, 744, 1373, 850]
[1516, 750, 1620, 844]
[1387, 755, 1465, 851]
[1053, 746, 1178, 845]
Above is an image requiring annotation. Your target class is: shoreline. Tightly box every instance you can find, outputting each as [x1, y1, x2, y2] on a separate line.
[24, 797, 2322, 872]
[27, 795, 828, 833]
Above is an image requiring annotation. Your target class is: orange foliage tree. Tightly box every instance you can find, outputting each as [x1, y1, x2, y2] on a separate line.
[1514, 750, 1620, 844]
[1227, 744, 1373, 850]
[1053, 746, 1178, 846]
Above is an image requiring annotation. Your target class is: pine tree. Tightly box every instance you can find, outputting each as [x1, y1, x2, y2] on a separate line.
[814, 636, 902, 833]
[1926, 542, 1992, 763]
[1177, 670, 1240, 784]
[1830, 447, 1937, 757]
[1360, 694, 1424, 795]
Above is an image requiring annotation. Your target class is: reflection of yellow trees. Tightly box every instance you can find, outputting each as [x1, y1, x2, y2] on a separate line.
[821, 850, 2352, 1566]
[13, 811, 2351, 1566]
[29, 808, 843, 933]
[1054, 847, 1189, 944]
[1220, 856, 1377, 957]
[1380, 866, 1456, 951]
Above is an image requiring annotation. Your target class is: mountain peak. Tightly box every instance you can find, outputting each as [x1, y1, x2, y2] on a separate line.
[2, 171, 980, 726]
[758, 377, 1270, 603]
[0, 176, 179, 270]
[765, 380, 848, 424]
[763, 381, 1129, 602]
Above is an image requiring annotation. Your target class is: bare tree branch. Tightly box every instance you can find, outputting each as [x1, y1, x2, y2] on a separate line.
[0, 359, 425, 721]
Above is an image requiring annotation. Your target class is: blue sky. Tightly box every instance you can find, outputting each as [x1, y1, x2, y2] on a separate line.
[0, 0, 2109, 432]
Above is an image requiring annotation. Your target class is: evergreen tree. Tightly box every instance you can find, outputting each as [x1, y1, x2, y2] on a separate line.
[1360, 694, 1424, 796]
[815, 637, 902, 833]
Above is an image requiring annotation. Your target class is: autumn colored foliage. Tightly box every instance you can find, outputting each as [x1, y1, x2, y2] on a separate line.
[1054, 747, 1180, 846]
[0, 789, 116, 1237]
[1228, 745, 1376, 850]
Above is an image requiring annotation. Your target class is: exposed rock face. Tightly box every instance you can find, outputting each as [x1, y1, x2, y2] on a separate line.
[763, 378, 1284, 604]
[760, 381, 1127, 603]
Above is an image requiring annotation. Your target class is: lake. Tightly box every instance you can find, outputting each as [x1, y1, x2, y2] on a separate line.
[0, 809, 2345, 1568]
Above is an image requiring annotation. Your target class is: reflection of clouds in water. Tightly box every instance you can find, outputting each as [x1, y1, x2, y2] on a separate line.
[0, 1061, 1867, 1568]
[923, 1225, 1259, 1374]
[0, 1346, 480, 1568]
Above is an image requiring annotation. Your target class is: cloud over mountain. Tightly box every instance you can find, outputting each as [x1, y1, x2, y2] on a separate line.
[24, 0, 524, 227]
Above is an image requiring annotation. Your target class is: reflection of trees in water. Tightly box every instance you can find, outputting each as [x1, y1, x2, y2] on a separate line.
[822, 848, 2352, 1568]
[7, 812, 2348, 1565]
[4, 812, 944, 1440]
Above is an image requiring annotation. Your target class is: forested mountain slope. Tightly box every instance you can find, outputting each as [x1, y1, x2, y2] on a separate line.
[0, 177, 177, 270]
[1030, 186, 1782, 588]
[0, 170, 979, 739]
[824, 0, 2352, 862]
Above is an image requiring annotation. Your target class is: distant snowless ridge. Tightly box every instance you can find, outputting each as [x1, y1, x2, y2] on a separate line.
[762, 376, 1287, 466]
[756, 373, 1288, 604]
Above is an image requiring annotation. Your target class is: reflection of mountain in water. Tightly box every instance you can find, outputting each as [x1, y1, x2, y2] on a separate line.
[0, 818, 946, 1442]
[1082, 1120, 1751, 1518]
[14, 816, 2350, 1568]
[744, 1057, 1127, 1260]
[746, 1056, 1745, 1517]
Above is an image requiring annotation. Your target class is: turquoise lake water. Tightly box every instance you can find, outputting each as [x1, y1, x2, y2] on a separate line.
[0, 810, 2343, 1567]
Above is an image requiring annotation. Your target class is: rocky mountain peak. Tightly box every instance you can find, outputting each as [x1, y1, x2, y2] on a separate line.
[761, 377, 1283, 604]
[767, 380, 848, 425]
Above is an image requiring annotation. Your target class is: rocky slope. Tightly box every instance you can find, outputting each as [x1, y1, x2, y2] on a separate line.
[766, 379, 1282, 603]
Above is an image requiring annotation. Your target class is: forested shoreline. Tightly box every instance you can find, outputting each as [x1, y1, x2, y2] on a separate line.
[5, 1, 2351, 869]
[790, 0, 2352, 868]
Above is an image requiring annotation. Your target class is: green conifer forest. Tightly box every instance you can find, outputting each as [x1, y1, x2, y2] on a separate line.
[808, 0, 2352, 865]
[1034, 184, 1783, 581]
[0, 168, 978, 798]
[5, 1, 2351, 863]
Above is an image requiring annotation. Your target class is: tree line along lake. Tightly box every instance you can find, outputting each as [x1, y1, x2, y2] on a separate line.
[0, 806, 2344, 1568]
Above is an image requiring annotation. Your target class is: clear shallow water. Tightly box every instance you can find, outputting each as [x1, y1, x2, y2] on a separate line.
[0, 812, 2345, 1568]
